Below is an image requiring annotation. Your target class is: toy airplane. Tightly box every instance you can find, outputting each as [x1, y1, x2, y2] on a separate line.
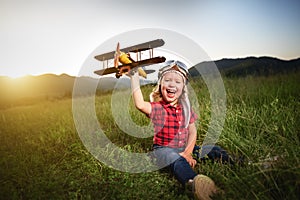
[94, 39, 166, 78]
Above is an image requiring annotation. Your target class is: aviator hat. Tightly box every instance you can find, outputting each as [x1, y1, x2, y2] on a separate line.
[157, 60, 190, 83]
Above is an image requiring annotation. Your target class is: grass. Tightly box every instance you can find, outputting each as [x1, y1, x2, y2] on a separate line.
[0, 72, 299, 199]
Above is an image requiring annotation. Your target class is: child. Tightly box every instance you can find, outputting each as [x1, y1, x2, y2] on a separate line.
[129, 60, 217, 200]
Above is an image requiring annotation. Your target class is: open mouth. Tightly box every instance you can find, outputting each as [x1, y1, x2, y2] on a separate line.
[166, 89, 177, 98]
[166, 89, 176, 94]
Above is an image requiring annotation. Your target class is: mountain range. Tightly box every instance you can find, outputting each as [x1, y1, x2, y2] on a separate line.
[189, 56, 300, 77]
[1, 56, 299, 108]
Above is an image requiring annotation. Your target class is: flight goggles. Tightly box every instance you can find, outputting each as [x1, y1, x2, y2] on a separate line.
[158, 60, 190, 81]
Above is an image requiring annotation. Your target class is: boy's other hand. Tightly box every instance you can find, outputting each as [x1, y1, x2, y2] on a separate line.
[179, 152, 197, 168]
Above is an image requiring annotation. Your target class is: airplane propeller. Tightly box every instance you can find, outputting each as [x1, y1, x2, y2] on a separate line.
[114, 42, 120, 68]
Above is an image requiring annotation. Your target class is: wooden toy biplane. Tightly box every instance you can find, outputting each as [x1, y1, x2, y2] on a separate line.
[94, 39, 166, 78]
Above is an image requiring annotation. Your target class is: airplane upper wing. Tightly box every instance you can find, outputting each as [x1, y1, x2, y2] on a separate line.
[94, 39, 165, 61]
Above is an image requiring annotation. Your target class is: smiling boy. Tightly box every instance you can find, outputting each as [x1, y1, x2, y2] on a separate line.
[129, 60, 217, 200]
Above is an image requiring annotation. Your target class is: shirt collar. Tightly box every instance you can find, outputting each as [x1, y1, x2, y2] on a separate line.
[160, 100, 182, 110]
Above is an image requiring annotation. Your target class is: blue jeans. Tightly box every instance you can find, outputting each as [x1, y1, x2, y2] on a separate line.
[152, 145, 197, 185]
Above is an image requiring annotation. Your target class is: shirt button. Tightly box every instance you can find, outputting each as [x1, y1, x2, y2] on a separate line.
[178, 121, 181, 124]
[179, 132, 182, 135]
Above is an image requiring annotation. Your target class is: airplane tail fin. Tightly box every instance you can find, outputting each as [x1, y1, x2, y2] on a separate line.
[137, 67, 147, 78]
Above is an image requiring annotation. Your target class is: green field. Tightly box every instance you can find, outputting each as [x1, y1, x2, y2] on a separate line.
[0, 73, 299, 199]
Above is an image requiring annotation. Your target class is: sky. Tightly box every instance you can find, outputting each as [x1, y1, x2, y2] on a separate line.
[1, 0, 299, 78]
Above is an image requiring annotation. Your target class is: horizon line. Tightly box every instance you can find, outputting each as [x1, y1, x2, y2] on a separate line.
[1, 55, 299, 79]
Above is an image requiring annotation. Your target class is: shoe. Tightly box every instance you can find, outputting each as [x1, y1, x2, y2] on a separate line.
[193, 174, 217, 200]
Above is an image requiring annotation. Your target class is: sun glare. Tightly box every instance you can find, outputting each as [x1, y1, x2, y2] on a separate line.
[7, 74, 25, 79]
[2, 71, 29, 79]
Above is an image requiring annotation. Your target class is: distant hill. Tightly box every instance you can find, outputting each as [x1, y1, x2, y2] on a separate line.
[189, 56, 300, 77]
[0, 74, 146, 108]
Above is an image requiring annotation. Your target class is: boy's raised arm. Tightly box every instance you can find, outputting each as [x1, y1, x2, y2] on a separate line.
[130, 72, 151, 115]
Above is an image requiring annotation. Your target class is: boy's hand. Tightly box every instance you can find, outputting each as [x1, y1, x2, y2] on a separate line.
[179, 152, 197, 168]
[127, 68, 138, 78]
[127, 67, 147, 79]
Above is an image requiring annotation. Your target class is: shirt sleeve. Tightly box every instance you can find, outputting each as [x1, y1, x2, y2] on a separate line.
[147, 102, 161, 119]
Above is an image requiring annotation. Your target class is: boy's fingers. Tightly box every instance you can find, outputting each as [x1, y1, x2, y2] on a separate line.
[190, 159, 196, 168]
[128, 68, 138, 76]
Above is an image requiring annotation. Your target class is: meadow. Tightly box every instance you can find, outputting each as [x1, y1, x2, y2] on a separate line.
[0, 72, 299, 199]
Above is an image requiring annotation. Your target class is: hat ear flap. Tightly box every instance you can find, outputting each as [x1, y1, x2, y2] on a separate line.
[180, 85, 191, 128]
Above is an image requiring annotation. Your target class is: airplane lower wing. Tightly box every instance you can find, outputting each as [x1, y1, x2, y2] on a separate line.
[94, 56, 166, 77]
[94, 66, 119, 76]
[128, 56, 166, 68]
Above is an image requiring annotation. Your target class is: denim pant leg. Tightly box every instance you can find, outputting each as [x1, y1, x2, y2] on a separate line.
[153, 146, 197, 185]
[170, 156, 197, 185]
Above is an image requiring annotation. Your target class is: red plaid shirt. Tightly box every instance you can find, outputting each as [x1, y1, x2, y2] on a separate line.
[148, 101, 197, 148]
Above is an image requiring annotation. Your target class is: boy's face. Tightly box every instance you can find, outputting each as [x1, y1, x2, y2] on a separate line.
[160, 72, 185, 106]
